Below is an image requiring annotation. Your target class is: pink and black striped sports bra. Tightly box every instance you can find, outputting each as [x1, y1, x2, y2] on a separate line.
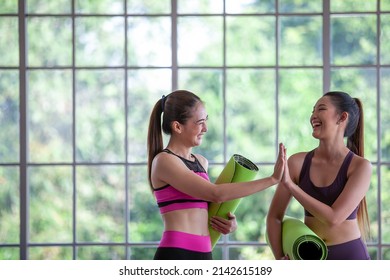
[153, 149, 209, 214]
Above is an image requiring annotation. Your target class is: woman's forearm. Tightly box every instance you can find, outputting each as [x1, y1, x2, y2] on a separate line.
[266, 218, 285, 259]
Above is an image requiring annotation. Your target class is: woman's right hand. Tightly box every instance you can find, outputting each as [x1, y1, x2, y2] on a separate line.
[271, 143, 286, 183]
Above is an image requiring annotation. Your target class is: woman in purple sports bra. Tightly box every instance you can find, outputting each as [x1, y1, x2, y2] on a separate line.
[267, 91, 372, 260]
[147, 89, 286, 260]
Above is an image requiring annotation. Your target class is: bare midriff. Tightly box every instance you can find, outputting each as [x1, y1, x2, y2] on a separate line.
[162, 208, 209, 236]
[305, 216, 361, 245]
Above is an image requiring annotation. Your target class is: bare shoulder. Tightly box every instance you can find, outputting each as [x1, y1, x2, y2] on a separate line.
[350, 154, 372, 174]
[288, 151, 309, 182]
[152, 150, 170, 164]
[152, 151, 181, 170]
[151, 151, 187, 189]
[288, 151, 309, 166]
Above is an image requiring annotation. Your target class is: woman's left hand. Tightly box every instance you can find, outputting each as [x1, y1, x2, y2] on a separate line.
[281, 147, 294, 192]
[210, 212, 237, 234]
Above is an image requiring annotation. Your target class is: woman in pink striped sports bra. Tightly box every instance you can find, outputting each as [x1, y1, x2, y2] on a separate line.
[147, 89, 286, 260]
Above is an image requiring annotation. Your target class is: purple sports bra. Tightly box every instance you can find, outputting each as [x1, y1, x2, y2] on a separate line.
[153, 149, 209, 214]
[298, 150, 358, 220]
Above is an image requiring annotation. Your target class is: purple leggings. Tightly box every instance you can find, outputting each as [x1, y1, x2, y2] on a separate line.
[327, 238, 370, 260]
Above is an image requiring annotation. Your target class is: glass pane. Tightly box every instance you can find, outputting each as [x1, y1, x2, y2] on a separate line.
[382, 166, 390, 243]
[29, 166, 73, 243]
[383, 0, 390, 11]
[127, 16, 171, 66]
[0, 167, 19, 244]
[76, 70, 125, 162]
[127, 69, 171, 163]
[279, 0, 322, 13]
[381, 15, 390, 64]
[0, 0, 17, 13]
[27, 17, 72, 67]
[29, 246, 73, 260]
[178, 0, 223, 14]
[330, 68, 377, 162]
[381, 68, 390, 161]
[0, 248, 19, 260]
[76, 166, 125, 243]
[75, 17, 124, 66]
[279, 69, 322, 155]
[128, 166, 162, 242]
[331, 15, 376, 65]
[331, 0, 377, 12]
[0, 17, 18, 66]
[128, 247, 156, 260]
[77, 246, 125, 260]
[127, 0, 170, 14]
[226, 16, 275, 66]
[383, 248, 390, 260]
[279, 16, 322, 66]
[27, 0, 71, 14]
[228, 166, 277, 244]
[0, 70, 19, 163]
[26, 0, 72, 14]
[177, 16, 223, 66]
[178, 69, 224, 163]
[225, 0, 275, 14]
[28, 70, 73, 163]
[226, 69, 276, 162]
[229, 245, 273, 260]
[75, 0, 124, 14]
[366, 166, 378, 243]
[368, 247, 378, 260]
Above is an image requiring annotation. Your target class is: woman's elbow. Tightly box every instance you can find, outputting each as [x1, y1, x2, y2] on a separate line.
[267, 214, 283, 227]
[213, 186, 239, 203]
[320, 211, 346, 226]
[267, 203, 285, 224]
[207, 187, 226, 203]
[326, 215, 345, 227]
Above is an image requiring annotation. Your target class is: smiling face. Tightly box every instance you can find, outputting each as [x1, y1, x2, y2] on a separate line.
[179, 102, 208, 147]
[310, 96, 343, 139]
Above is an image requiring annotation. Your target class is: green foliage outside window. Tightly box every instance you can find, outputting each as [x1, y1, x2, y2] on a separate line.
[0, 0, 389, 260]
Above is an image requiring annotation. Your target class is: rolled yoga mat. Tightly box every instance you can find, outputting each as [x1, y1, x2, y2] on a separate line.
[208, 154, 259, 248]
[280, 216, 328, 260]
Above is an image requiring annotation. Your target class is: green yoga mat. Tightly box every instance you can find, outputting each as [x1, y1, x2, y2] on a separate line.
[280, 216, 328, 260]
[208, 154, 259, 248]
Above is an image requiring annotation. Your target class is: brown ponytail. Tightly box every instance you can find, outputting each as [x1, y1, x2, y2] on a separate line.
[350, 98, 370, 240]
[147, 98, 164, 190]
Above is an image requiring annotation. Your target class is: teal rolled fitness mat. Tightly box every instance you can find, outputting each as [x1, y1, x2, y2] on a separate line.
[208, 154, 259, 248]
[280, 216, 328, 260]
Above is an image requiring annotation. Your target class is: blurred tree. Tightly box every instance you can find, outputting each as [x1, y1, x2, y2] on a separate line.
[0, 0, 388, 260]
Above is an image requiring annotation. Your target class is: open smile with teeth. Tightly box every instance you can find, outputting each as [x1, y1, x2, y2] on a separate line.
[312, 121, 322, 128]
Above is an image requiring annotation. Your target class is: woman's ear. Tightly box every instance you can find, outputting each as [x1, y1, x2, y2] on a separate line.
[337, 111, 348, 124]
[171, 121, 182, 134]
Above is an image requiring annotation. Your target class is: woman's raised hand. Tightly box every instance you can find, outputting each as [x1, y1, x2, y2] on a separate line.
[271, 143, 286, 183]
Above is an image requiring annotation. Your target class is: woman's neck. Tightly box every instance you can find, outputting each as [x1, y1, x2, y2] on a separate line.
[166, 143, 193, 160]
[315, 141, 349, 161]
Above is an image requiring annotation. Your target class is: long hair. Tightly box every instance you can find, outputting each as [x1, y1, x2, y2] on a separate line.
[324, 91, 370, 240]
[147, 90, 202, 190]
